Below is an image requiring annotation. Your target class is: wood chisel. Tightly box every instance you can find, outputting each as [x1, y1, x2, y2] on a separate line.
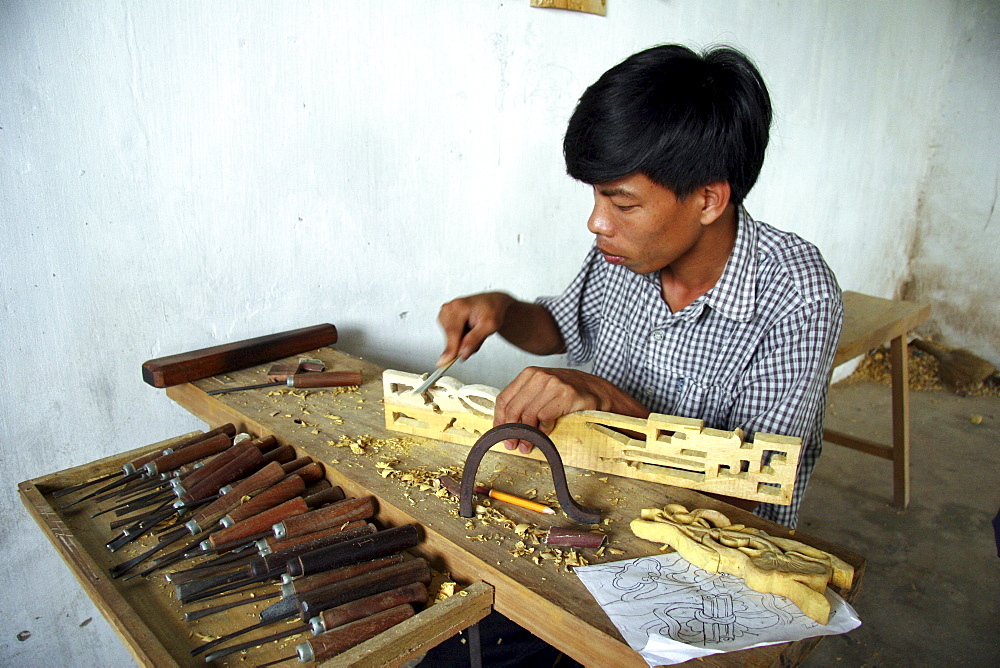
[207, 370, 362, 395]
[410, 356, 458, 394]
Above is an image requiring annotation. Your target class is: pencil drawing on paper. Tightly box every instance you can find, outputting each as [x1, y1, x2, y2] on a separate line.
[588, 555, 821, 648]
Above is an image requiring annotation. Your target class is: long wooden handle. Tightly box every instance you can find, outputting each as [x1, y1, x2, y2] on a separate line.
[262, 519, 367, 557]
[304, 486, 346, 508]
[298, 558, 430, 619]
[181, 445, 265, 504]
[224, 476, 307, 525]
[124, 424, 236, 474]
[144, 432, 233, 475]
[288, 370, 362, 388]
[255, 524, 377, 576]
[287, 524, 420, 578]
[189, 461, 287, 528]
[300, 604, 416, 662]
[209, 497, 309, 549]
[141, 323, 338, 388]
[286, 554, 405, 597]
[261, 443, 296, 466]
[274, 497, 375, 540]
[175, 434, 270, 478]
[313, 582, 428, 633]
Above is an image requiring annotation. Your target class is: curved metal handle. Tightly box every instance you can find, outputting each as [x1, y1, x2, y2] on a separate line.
[459, 423, 602, 525]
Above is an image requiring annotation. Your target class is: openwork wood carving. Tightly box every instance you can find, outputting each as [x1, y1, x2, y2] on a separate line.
[382, 370, 802, 505]
[631, 504, 854, 624]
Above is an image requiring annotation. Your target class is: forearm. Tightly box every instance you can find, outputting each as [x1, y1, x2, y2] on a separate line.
[497, 300, 566, 356]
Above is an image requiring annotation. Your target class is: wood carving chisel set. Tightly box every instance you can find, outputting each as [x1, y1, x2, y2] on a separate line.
[55, 424, 432, 664]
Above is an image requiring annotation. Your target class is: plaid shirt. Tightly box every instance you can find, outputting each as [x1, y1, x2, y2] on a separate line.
[538, 208, 842, 528]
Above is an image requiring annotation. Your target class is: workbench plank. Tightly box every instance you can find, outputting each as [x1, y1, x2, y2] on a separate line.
[168, 348, 865, 667]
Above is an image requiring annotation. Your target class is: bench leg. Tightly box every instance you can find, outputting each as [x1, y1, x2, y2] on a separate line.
[890, 335, 911, 508]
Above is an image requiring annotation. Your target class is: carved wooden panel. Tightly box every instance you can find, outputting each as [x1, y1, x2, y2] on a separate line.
[383, 370, 801, 505]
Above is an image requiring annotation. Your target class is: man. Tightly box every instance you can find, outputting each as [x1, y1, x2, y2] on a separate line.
[437, 43, 842, 531]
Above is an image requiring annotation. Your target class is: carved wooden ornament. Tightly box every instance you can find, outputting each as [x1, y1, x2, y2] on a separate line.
[631, 504, 855, 624]
[382, 370, 802, 505]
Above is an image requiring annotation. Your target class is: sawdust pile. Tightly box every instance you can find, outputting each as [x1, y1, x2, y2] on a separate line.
[844, 343, 999, 397]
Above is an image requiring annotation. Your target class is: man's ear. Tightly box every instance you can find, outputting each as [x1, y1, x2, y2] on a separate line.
[698, 181, 731, 225]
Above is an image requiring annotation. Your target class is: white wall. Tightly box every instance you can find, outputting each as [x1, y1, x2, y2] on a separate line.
[1, 1, 993, 663]
[906, 1, 1000, 363]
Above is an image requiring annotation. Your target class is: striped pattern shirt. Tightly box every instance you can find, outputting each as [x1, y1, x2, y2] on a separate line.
[537, 207, 842, 528]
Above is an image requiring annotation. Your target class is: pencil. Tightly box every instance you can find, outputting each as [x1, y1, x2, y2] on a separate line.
[482, 488, 555, 515]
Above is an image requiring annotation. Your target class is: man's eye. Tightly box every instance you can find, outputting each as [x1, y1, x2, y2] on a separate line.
[615, 204, 636, 212]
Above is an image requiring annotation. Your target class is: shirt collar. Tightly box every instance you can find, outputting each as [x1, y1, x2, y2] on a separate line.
[639, 206, 758, 323]
[705, 206, 757, 322]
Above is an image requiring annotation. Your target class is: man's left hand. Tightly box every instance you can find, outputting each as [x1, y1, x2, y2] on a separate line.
[494, 367, 650, 453]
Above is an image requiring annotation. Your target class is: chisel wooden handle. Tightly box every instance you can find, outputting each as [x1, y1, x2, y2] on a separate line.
[282, 457, 314, 474]
[174, 437, 255, 480]
[288, 462, 327, 485]
[141, 323, 339, 388]
[298, 604, 416, 662]
[260, 519, 364, 556]
[288, 370, 362, 388]
[298, 559, 429, 617]
[303, 486, 345, 507]
[144, 433, 232, 476]
[223, 476, 332, 527]
[253, 524, 378, 577]
[298, 559, 430, 620]
[261, 443, 296, 466]
[287, 524, 420, 578]
[223, 476, 307, 526]
[188, 461, 286, 530]
[284, 554, 405, 598]
[209, 497, 309, 549]
[274, 497, 375, 540]
[181, 445, 265, 503]
[124, 425, 236, 474]
[312, 582, 428, 634]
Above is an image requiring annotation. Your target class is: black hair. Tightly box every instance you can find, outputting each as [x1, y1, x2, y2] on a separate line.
[563, 44, 772, 204]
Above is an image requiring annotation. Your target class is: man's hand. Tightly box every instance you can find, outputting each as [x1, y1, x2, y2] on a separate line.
[436, 292, 565, 365]
[437, 292, 516, 366]
[494, 367, 650, 453]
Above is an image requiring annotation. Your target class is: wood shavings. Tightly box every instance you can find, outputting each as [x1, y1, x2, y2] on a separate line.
[845, 344, 998, 396]
[431, 581, 457, 603]
[531, 546, 588, 570]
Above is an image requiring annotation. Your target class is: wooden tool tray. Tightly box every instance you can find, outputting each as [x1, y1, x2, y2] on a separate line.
[22, 347, 865, 667]
[20, 438, 493, 667]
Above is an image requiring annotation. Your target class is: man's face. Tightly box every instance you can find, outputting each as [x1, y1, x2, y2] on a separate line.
[586, 172, 707, 275]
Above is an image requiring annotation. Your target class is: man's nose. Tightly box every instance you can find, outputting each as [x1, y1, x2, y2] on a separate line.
[587, 200, 613, 236]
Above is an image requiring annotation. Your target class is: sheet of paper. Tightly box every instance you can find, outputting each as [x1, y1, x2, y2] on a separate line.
[575, 553, 861, 666]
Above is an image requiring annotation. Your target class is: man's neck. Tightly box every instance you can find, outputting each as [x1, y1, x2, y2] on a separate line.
[659, 205, 738, 312]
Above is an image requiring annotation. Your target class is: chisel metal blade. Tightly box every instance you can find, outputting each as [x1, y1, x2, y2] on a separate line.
[410, 356, 458, 395]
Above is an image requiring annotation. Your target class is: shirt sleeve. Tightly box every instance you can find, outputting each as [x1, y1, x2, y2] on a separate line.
[733, 294, 844, 527]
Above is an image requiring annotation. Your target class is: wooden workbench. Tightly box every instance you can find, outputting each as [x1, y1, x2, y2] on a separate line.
[152, 346, 865, 667]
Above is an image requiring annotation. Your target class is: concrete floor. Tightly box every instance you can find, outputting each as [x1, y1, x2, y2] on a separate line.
[799, 380, 999, 667]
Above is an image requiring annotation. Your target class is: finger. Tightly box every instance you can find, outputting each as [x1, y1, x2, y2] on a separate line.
[437, 303, 470, 365]
[494, 368, 536, 427]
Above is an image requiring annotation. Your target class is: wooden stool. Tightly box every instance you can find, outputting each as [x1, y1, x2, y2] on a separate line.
[825, 291, 931, 508]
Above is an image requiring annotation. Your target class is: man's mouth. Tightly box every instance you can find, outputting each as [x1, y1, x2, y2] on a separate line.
[598, 246, 626, 265]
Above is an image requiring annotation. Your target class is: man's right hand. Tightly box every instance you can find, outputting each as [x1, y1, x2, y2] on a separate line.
[436, 292, 516, 365]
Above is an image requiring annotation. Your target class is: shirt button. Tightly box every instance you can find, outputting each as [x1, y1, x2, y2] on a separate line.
[651, 329, 665, 341]
[644, 386, 655, 395]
